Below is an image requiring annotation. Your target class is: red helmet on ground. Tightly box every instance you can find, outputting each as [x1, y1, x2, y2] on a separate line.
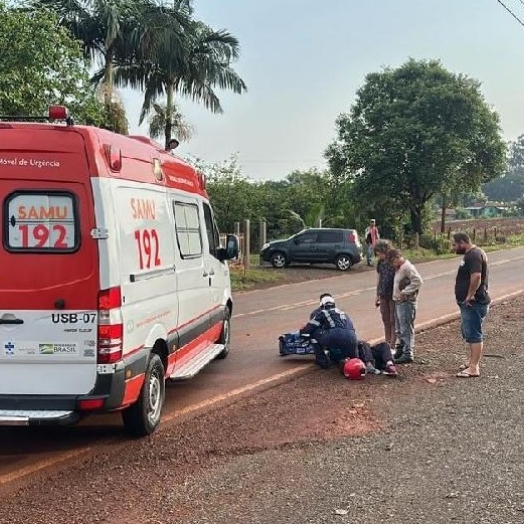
[343, 358, 366, 380]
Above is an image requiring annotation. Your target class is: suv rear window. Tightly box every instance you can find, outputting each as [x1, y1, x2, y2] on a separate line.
[4, 191, 79, 252]
[318, 231, 343, 243]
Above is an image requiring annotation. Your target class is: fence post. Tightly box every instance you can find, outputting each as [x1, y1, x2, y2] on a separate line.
[259, 220, 267, 251]
[234, 222, 240, 237]
[472, 228, 476, 242]
[243, 219, 250, 270]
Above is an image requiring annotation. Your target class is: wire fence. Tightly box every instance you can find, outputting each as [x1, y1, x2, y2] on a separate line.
[430, 218, 524, 245]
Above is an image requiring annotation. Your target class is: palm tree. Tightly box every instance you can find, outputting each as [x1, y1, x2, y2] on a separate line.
[147, 102, 194, 143]
[31, 0, 189, 107]
[113, 14, 247, 149]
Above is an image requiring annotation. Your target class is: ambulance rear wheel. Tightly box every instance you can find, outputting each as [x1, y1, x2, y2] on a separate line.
[216, 309, 231, 360]
[122, 353, 165, 437]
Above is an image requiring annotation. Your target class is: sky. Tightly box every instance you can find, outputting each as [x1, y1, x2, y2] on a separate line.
[121, 0, 524, 180]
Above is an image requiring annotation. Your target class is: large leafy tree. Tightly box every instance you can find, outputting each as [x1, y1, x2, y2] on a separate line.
[325, 59, 506, 235]
[483, 135, 524, 202]
[202, 160, 341, 243]
[198, 155, 260, 233]
[0, 3, 105, 125]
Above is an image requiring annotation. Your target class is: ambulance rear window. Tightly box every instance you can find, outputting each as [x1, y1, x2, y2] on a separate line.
[4, 192, 79, 252]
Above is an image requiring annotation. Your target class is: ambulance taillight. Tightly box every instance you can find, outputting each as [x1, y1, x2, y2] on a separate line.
[97, 287, 123, 364]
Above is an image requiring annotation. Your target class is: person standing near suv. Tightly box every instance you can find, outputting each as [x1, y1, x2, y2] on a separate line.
[386, 249, 423, 364]
[452, 232, 491, 378]
[365, 219, 380, 266]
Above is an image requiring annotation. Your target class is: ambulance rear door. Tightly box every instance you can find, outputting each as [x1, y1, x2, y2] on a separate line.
[0, 127, 100, 396]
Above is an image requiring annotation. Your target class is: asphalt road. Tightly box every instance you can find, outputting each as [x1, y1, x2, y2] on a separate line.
[1, 246, 523, 486]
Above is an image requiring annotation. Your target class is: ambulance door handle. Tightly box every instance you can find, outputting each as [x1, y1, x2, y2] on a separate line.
[203, 271, 209, 277]
[0, 318, 24, 325]
[209, 269, 215, 276]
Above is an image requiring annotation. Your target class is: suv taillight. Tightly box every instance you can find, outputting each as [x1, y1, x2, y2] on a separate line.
[97, 287, 123, 364]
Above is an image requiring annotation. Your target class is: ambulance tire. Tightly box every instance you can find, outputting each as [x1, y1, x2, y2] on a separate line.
[122, 353, 165, 437]
[216, 309, 231, 360]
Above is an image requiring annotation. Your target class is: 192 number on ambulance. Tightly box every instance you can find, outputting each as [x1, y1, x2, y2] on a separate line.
[134, 228, 161, 269]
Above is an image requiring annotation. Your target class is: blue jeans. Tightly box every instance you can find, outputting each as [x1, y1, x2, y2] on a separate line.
[459, 302, 489, 343]
[366, 244, 374, 265]
[395, 301, 417, 357]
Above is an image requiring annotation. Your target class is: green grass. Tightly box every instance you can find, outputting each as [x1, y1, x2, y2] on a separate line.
[230, 265, 283, 291]
[402, 248, 455, 263]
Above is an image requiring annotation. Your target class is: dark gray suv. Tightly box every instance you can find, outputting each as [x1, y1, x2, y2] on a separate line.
[260, 228, 362, 271]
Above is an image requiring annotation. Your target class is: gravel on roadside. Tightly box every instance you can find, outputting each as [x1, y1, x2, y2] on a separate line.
[0, 295, 522, 524]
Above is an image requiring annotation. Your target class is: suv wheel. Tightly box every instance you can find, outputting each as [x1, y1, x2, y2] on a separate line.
[335, 254, 353, 271]
[270, 252, 287, 268]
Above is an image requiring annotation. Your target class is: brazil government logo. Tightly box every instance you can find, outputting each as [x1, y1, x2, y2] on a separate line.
[39, 344, 54, 355]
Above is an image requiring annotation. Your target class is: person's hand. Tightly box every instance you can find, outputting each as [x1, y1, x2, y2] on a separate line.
[463, 295, 475, 307]
[400, 292, 407, 302]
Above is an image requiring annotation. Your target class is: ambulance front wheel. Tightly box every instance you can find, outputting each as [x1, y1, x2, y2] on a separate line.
[122, 353, 166, 437]
[216, 309, 231, 359]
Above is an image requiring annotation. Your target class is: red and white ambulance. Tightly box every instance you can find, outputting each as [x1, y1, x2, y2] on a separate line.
[0, 106, 239, 435]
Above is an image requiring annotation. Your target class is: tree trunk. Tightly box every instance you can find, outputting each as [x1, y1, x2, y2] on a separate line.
[410, 207, 424, 236]
[440, 194, 447, 234]
[103, 48, 114, 107]
[164, 81, 174, 151]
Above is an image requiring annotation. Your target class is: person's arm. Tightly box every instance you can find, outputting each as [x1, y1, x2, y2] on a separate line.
[309, 307, 320, 320]
[375, 263, 381, 306]
[300, 313, 322, 336]
[465, 250, 483, 304]
[400, 264, 423, 297]
[465, 274, 482, 304]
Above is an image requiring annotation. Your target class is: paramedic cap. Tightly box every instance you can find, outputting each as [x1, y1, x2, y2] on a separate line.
[320, 295, 335, 308]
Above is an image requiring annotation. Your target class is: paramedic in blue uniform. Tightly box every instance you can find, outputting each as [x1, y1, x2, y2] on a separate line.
[309, 292, 333, 320]
[300, 295, 358, 369]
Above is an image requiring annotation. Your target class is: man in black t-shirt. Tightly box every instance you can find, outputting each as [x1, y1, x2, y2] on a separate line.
[452, 232, 490, 378]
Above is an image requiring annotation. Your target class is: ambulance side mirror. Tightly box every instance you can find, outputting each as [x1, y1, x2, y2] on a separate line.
[217, 234, 239, 261]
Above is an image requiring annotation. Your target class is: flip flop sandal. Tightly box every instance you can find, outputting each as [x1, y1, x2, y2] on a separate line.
[459, 363, 470, 371]
[456, 370, 480, 378]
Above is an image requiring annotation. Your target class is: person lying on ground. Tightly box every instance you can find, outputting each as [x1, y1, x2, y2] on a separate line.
[354, 340, 398, 377]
